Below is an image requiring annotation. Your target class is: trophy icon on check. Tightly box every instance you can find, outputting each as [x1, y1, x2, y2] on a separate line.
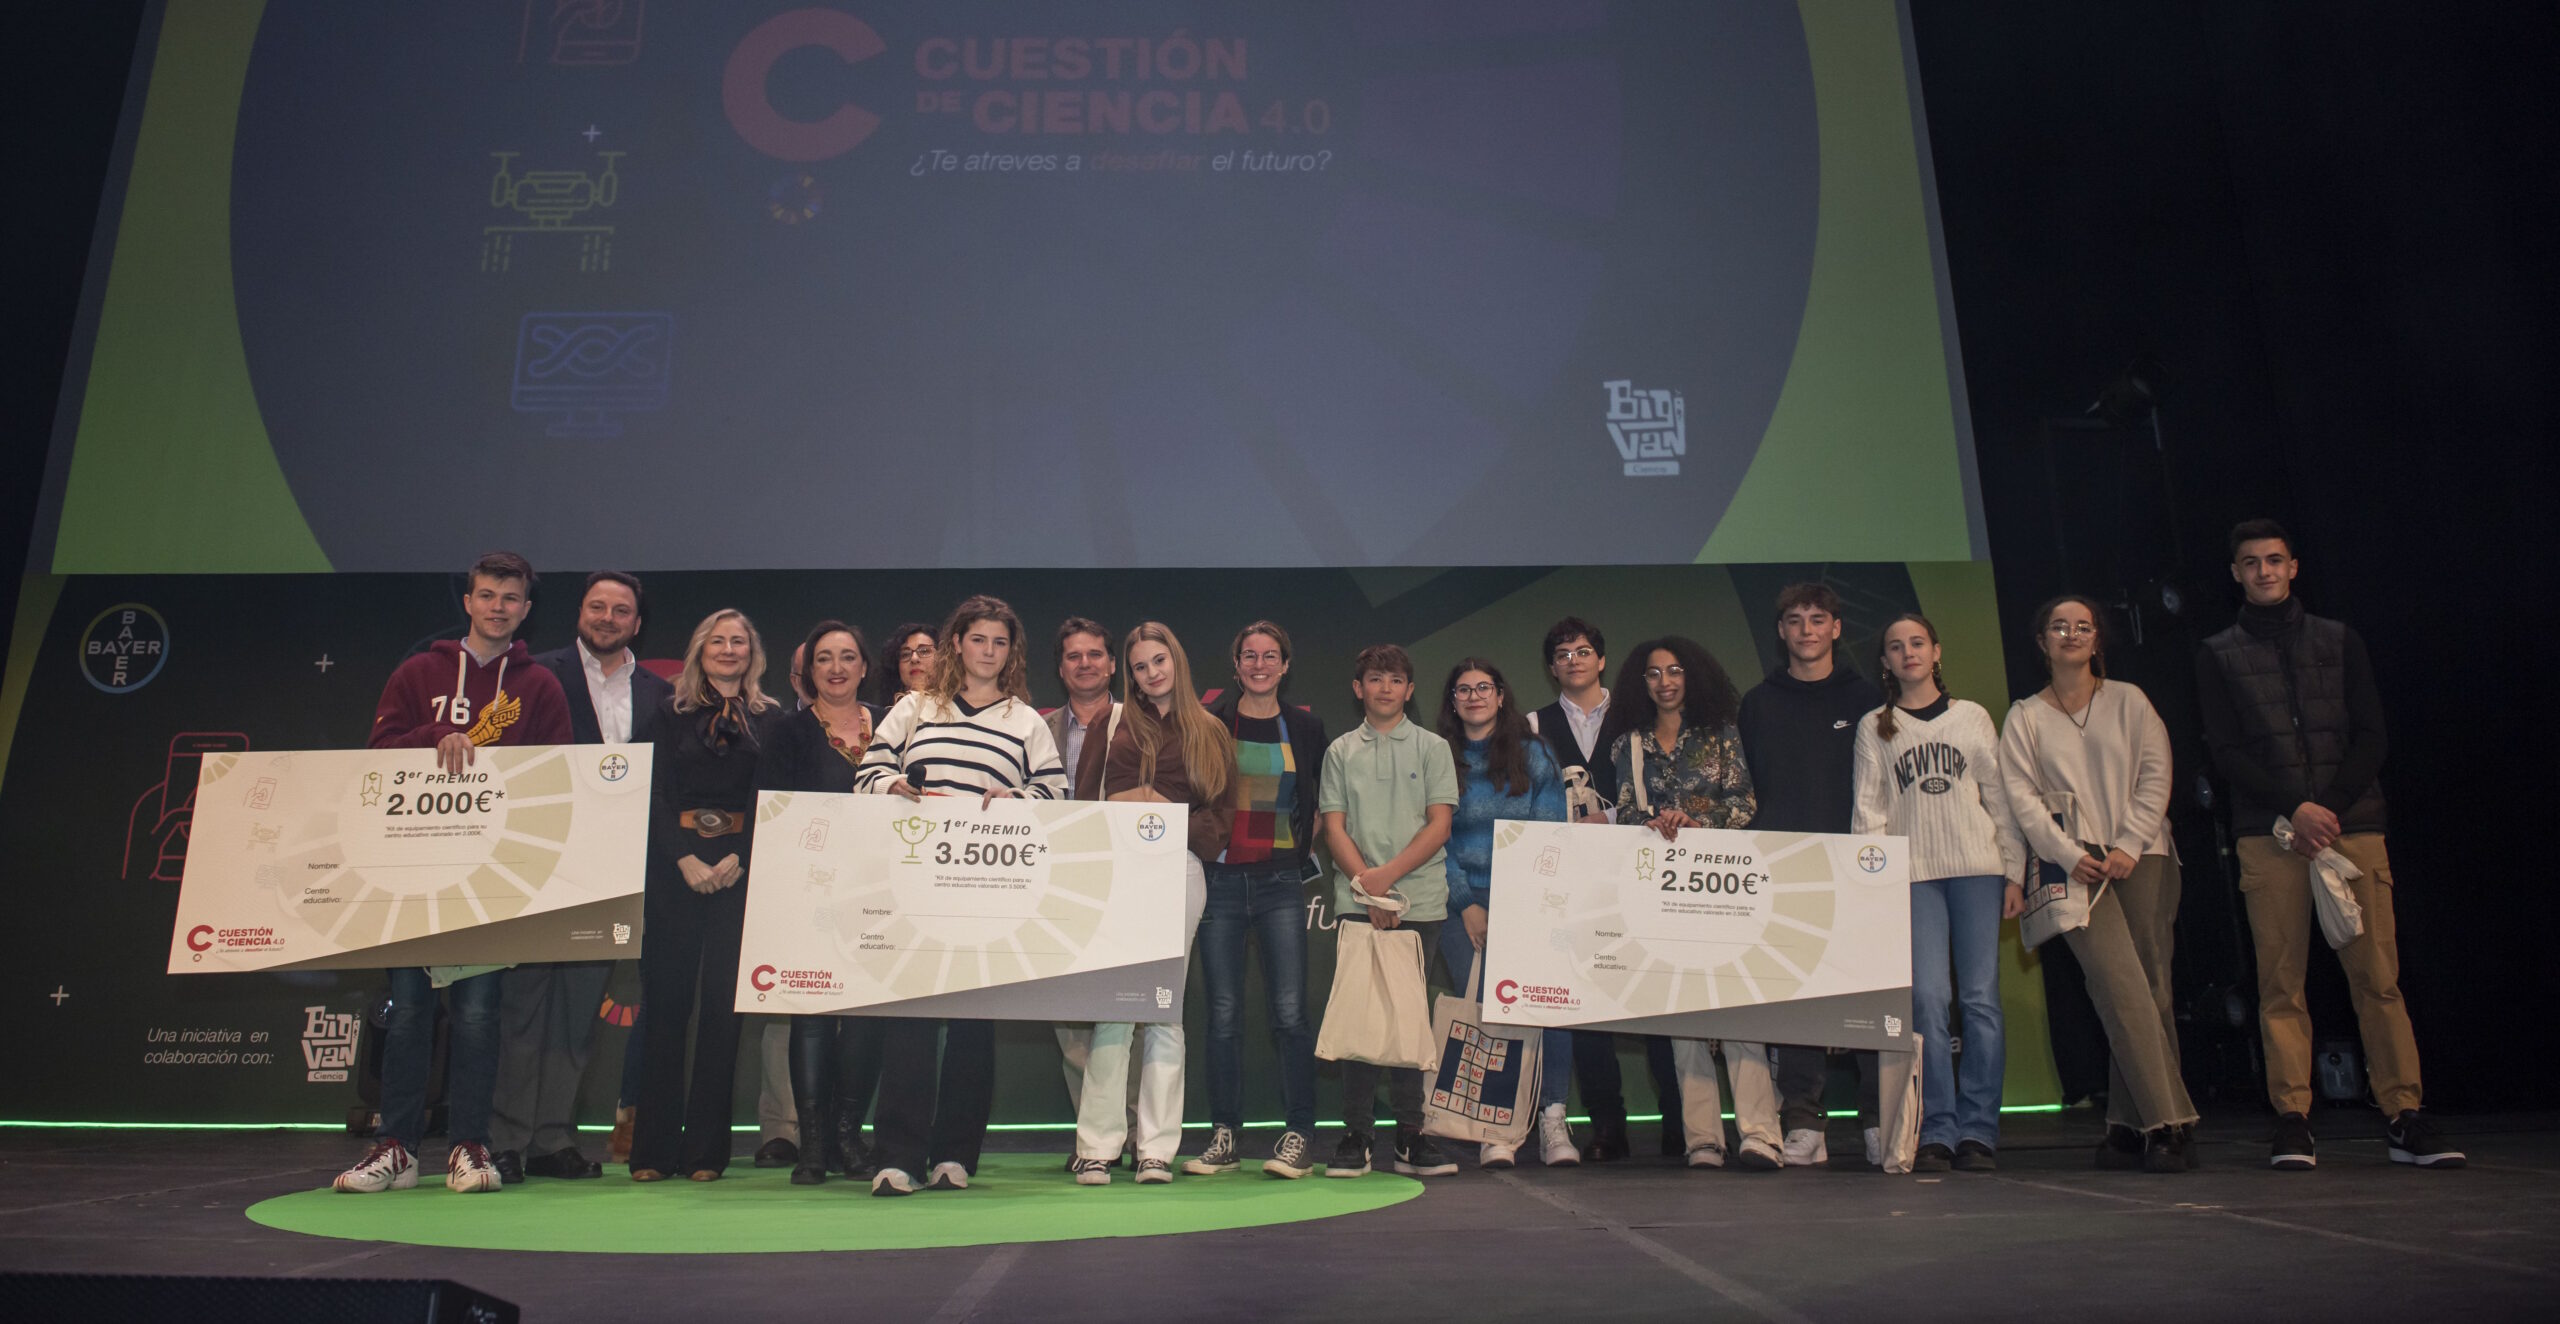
[891, 814, 935, 863]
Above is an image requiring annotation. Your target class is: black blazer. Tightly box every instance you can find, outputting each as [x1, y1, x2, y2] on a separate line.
[757, 703, 881, 796]
[535, 645, 674, 745]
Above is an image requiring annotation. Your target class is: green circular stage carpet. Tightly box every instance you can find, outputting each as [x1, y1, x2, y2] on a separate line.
[247, 1153, 1423, 1253]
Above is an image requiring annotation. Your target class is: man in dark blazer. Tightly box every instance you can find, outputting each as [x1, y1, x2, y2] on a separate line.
[488, 571, 671, 1181]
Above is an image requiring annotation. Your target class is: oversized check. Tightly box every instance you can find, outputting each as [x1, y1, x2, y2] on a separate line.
[168, 745, 653, 972]
[1483, 823, 1914, 1050]
[736, 794, 1189, 1022]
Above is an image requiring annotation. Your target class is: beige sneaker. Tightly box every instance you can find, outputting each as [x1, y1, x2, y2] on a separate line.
[445, 1141, 502, 1193]
[332, 1139, 417, 1193]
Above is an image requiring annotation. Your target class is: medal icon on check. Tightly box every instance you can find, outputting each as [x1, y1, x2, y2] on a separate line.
[891, 814, 935, 862]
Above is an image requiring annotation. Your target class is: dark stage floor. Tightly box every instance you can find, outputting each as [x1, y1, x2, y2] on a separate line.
[3, 1111, 2554, 1322]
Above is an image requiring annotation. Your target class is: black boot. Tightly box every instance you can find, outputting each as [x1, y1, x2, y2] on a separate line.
[790, 1100, 830, 1185]
[835, 1109, 872, 1178]
[1580, 1118, 1631, 1163]
[787, 1017, 834, 1184]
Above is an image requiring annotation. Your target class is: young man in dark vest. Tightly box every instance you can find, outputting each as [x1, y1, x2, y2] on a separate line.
[1528, 617, 1682, 1161]
[2195, 519, 2460, 1170]
[1736, 584, 1884, 1168]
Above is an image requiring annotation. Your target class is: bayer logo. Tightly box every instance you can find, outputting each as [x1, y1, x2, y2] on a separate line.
[1137, 813, 1166, 842]
[1856, 845, 1888, 874]
[599, 754, 629, 782]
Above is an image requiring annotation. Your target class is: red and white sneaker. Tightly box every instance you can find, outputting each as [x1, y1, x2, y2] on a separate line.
[333, 1139, 417, 1193]
[446, 1140, 503, 1193]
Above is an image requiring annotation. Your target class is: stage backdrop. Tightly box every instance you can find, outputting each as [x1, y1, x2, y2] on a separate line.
[8, 0, 2053, 1128]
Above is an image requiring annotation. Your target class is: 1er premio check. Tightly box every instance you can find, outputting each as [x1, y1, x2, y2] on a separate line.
[736, 793, 1190, 1022]
[167, 744, 653, 972]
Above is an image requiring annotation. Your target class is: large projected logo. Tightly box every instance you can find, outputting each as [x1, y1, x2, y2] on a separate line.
[1604, 380, 1685, 479]
[82, 604, 169, 693]
[724, 9, 886, 161]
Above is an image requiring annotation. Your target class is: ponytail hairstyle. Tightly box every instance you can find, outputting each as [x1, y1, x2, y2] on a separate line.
[1118, 622, 1235, 806]
[2029, 593, 2109, 681]
[1873, 613, 1944, 742]
[1436, 658, 1533, 797]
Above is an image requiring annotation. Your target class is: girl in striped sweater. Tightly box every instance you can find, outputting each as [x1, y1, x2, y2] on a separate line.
[1850, 614, 2026, 1173]
[853, 596, 1067, 1195]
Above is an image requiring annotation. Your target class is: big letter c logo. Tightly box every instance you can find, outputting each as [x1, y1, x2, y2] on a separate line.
[1493, 978, 1520, 1006]
[187, 925, 215, 952]
[750, 964, 779, 992]
[724, 9, 886, 161]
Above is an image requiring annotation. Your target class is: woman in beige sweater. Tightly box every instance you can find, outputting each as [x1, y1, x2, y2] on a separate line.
[1999, 595, 2199, 1174]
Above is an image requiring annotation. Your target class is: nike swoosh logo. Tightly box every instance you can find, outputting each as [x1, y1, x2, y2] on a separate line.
[1832, 719, 1851, 729]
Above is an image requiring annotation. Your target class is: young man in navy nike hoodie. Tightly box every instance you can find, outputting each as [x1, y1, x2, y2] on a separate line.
[334, 551, 572, 1196]
[1735, 583, 1884, 1168]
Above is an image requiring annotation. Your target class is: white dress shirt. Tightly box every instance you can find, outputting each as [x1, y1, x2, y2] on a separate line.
[579, 640, 635, 744]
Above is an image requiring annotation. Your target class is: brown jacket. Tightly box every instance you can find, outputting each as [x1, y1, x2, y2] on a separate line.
[1074, 699, 1234, 861]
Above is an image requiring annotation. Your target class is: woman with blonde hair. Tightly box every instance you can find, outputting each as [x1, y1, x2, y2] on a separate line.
[1068, 622, 1233, 1184]
[630, 609, 787, 1182]
[854, 595, 1068, 1195]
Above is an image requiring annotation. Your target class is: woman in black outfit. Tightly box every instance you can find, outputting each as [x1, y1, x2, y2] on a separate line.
[629, 609, 787, 1182]
[760, 620, 888, 1184]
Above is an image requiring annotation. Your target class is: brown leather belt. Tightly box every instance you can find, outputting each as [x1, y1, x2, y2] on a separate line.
[680, 808, 745, 838]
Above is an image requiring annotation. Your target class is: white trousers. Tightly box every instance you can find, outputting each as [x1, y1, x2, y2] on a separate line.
[1075, 854, 1207, 1163]
[1055, 1023, 1138, 1138]
[757, 1017, 795, 1143]
[1672, 1038, 1781, 1152]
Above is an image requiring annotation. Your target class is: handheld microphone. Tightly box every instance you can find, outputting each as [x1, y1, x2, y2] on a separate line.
[904, 758, 930, 794]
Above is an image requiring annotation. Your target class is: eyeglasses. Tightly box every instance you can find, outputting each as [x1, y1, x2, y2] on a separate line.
[1238, 651, 1284, 665]
[899, 645, 937, 662]
[1451, 682, 1498, 699]
[2044, 622, 2097, 639]
[1551, 646, 1596, 663]
[1643, 666, 1686, 681]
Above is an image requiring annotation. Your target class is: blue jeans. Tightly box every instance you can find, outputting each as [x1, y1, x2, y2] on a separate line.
[1437, 908, 1575, 1111]
[1910, 875, 2007, 1150]
[383, 967, 502, 1149]
[1196, 861, 1316, 1133]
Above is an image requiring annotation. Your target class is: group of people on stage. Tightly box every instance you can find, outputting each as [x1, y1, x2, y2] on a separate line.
[330, 516, 2462, 1200]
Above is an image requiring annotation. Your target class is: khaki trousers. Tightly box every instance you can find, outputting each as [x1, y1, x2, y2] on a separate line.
[1671, 1039, 1781, 1153]
[2237, 832, 2422, 1116]
[2060, 853, 2199, 1130]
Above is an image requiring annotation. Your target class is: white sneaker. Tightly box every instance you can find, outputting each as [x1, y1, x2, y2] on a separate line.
[1479, 1140, 1518, 1170]
[445, 1141, 502, 1194]
[332, 1139, 417, 1193]
[1734, 1136, 1784, 1171]
[1782, 1128, 1829, 1167]
[1863, 1126, 1883, 1168]
[1687, 1144, 1726, 1169]
[871, 1167, 917, 1197]
[927, 1161, 970, 1191]
[1539, 1103, 1581, 1166]
[1071, 1156, 1112, 1186]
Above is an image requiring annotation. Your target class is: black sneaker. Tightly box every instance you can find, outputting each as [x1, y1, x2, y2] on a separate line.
[2095, 1125, 2145, 1170]
[2143, 1127, 2188, 1174]
[491, 1148, 525, 1186]
[1581, 1118, 1630, 1163]
[1326, 1131, 1372, 1178]
[2386, 1110, 2465, 1169]
[1393, 1134, 1460, 1177]
[1952, 1139, 1998, 1172]
[1911, 1142, 1953, 1173]
[1264, 1129, 1315, 1180]
[1184, 1125, 1240, 1176]
[753, 1137, 799, 1169]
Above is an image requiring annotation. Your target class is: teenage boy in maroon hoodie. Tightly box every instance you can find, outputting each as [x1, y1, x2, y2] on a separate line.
[334, 551, 572, 1195]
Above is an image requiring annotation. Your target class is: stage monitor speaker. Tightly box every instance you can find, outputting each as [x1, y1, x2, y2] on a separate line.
[0, 1273, 517, 1322]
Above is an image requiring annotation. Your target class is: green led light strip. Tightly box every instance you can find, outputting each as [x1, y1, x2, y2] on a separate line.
[0, 1106, 2069, 1133]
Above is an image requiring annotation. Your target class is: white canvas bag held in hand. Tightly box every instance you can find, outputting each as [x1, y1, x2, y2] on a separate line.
[2018, 791, 2106, 950]
[2274, 815, 2366, 949]
[1314, 891, 1439, 1071]
[1421, 955, 1541, 1148]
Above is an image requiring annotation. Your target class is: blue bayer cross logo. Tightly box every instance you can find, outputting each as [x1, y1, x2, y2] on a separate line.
[1137, 813, 1166, 842]
[1857, 845, 1888, 874]
[599, 754, 629, 782]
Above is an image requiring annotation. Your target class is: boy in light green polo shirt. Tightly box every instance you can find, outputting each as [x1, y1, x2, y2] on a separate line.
[1317, 644, 1460, 1179]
